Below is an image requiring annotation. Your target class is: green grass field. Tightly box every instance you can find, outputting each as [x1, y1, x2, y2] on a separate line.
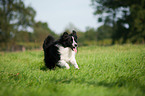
[0, 45, 145, 96]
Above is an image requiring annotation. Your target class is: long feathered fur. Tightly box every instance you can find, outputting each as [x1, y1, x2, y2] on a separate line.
[43, 31, 79, 70]
[43, 36, 60, 69]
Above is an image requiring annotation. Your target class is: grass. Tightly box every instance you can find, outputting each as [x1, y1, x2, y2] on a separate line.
[0, 45, 145, 96]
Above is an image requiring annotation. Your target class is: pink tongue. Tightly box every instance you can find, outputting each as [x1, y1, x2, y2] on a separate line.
[73, 47, 77, 53]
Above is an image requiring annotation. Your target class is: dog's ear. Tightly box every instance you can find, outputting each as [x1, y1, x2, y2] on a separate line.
[63, 32, 68, 36]
[72, 30, 77, 36]
[62, 32, 69, 40]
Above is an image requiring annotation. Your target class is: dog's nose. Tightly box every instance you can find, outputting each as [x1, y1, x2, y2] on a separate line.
[75, 44, 78, 47]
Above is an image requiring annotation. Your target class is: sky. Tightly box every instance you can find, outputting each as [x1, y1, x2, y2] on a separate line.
[24, 0, 102, 34]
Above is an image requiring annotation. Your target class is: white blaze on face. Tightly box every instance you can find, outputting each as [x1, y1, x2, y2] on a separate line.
[72, 36, 77, 47]
[72, 36, 77, 53]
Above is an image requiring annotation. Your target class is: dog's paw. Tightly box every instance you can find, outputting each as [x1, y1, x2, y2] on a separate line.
[66, 66, 70, 69]
[75, 67, 79, 69]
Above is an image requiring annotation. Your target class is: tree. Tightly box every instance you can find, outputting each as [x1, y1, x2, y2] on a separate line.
[16, 31, 30, 42]
[64, 23, 80, 33]
[85, 27, 97, 41]
[96, 25, 113, 41]
[0, 0, 36, 46]
[91, 0, 145, 44]
[33, 21, 57, 43]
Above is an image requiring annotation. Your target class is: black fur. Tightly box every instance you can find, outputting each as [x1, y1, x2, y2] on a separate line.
[43, 36, 60, 69]
[43, 30, 77, 69]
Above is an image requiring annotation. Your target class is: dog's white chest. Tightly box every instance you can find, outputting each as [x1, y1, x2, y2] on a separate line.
[58, 46, 75, 62]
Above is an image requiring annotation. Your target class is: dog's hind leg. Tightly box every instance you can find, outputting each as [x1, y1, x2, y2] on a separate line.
[57, 60, 70, 69]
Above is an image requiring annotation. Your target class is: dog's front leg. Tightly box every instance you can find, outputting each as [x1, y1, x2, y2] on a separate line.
[70, 58, 79, 69]
[57, 60, 70, 69]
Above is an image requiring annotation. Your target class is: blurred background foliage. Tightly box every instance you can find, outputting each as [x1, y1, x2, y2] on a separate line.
[91, 0, 145, 44]
[0, 0, 145, 51]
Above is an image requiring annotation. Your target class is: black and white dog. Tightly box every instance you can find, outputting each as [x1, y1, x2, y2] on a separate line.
[43, 30, 79, 70]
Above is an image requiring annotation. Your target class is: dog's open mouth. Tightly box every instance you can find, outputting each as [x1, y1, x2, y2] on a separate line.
[73, 47, 77, 53]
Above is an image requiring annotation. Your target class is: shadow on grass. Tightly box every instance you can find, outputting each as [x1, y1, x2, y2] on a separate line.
[40, 66, 48, 71]
[40, 66, 60, 71]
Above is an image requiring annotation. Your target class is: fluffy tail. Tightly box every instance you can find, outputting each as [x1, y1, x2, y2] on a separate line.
[43, 35, 55, 51]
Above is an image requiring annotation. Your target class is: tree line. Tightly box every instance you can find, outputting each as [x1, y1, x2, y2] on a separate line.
[0, 0, 57, 51]
[91, 0, 145, 44]
[0, 0, 144, 51]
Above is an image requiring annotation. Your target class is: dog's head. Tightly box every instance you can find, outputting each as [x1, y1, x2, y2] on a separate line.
[59, 30, 78, 52]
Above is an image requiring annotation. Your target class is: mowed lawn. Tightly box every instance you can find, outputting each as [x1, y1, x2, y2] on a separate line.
[0, 45, 145, 96]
